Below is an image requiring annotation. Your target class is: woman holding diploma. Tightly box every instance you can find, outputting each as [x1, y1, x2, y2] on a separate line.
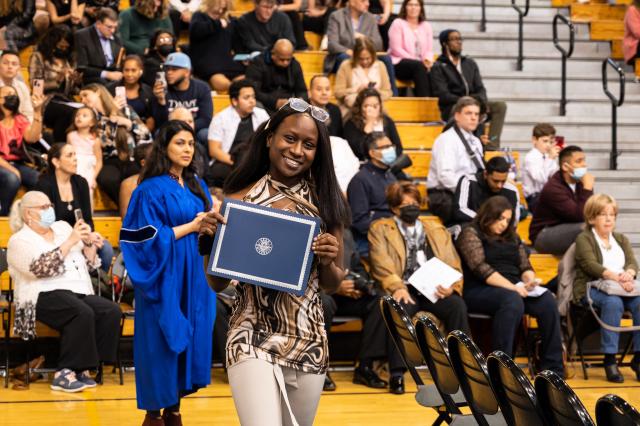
[456, 195, 564, 376]
[120, 120, 215, 426]
[368, 181, 469, 393]
[199, 98, 350, 426]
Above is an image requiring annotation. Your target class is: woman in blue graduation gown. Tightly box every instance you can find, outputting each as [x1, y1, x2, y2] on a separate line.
[120, 120, 215, 426]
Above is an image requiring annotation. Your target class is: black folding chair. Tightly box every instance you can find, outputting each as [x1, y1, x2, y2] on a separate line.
[413, 315, 474, 424]
[595, 394, 640, 426]
[380, 296, 466, 425]
[447, 330, 507, 426]
[534, 370, 595, 426]
[487, 351, 548, 426]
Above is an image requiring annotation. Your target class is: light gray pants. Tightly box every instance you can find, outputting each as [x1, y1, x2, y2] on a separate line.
[534, 222, 583, 256]
[228, 358, 325, 426]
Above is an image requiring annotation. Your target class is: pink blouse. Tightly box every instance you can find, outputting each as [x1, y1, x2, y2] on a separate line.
[624, 5, 640, 63]
[388, 18, 434, 65]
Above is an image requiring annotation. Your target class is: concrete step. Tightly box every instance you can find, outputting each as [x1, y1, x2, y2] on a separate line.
[502, 122, 640, 143]
[475, 57, 620, 74]
[426, 5, 560, 19]
[504, 99, 640, 118]
[464, 39, 612, 58]
[485, 76, 638, 96]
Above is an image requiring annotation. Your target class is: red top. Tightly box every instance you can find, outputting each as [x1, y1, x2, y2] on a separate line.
[624, 5, 640, 63]
[0, 114, 30, 162]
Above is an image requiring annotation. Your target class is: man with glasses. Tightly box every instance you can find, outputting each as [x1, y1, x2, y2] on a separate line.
[347, 132, 397, 257]
[245, 39, 308, 113]
[431, 29, 506, 151]
[234, 0, 296, 54]
[75, 7, 124, 85]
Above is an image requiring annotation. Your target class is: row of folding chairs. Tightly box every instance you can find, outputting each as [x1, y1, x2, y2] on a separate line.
[380, 295, 640, 426]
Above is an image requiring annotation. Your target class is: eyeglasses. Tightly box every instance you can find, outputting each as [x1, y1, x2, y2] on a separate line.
[287, 98, 330, 122]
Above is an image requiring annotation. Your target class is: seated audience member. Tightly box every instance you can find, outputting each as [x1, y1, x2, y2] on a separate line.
[118, 0, 173, 56]
[322, 229, 389, 392]
[141, 29, 176, 87]
[7, 191, 121, 393]
[206, 79, 269, 188]
[330, 135, 360, 194]
[347, 132, 397, 256]
[302, 0, 336, 36]
[343, 88, 402, 161]
[457, 195, 564, 376]
[35, 143, 114, 271]
[276, 0, 308, 50]
[66, 107, 101, 200]
[0, 51, 35, 122]
[29, 25, 83, 142]
[0, 86, 44, 216]
[624, 0, 640, 66]
[368, 0, 395, 51]
[233, 0, 296, 54]
[151, 52, 213, 146]
[522, 123, 559, 213]
[308, 74, 343, 137]
[0, 0, 37, 51]
[387, 0, 432, 97]
[369, 181, 470, 393]
[119, 143, 153, 218]
[426, 96, 484, 225]
[189, 0, 245, 93]
[574, 194, 640, 383]
[325, 0, 397, 95]
[83, 0, 119, 25]
[431, 29, 506, 150]
[245, 39, 307, 113]
[529, 145, 594, 256]
[33, 0, 50, 35]
[79, 83, 151, 206]
[168, 0, 198, 34]
[46, 0, 86, 29]
[75, 7, 124, 86]
[334, 37, 392, 117]
[452, 156, 520, 226]
[118, 55, 155, 131]
[168, 105, 195, 128]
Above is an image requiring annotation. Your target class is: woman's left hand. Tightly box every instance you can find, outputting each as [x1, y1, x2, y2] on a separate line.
[90, 232, 105, 249]
[313, 233, 339, 266]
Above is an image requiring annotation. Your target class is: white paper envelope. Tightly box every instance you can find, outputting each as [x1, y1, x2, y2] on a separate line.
[515, 281, 548, 297]
[408, 257, 463, 304]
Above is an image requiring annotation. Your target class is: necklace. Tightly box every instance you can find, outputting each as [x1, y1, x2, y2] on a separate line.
[67, 201, 73, 211]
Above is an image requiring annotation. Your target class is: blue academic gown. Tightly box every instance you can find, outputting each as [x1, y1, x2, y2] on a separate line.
[120, 175, 215, 410]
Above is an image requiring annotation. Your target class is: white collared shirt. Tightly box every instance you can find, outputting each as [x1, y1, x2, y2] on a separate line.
[522, 148, 559, 197]
[207, 105, 270, 158]
[427, 126, 484, 192]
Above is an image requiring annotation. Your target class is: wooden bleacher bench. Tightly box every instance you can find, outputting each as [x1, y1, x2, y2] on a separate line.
[590, 19, 625, 41]
[397, 123, 442, 150]
[636, 59, 640, 80]
[571, 3, 627, 23]
[405, 151, 431, 179]
[294, 50, 326, 75]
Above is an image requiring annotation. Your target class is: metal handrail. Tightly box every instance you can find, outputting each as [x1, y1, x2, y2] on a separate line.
[552, 14, 575, 116]
[602, 58, 625, 170]
[481, 0, 487, 32]
[511, 0, 530, 71]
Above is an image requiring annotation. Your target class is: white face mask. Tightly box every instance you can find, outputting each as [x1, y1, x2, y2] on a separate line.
[37, 207, 56, 228]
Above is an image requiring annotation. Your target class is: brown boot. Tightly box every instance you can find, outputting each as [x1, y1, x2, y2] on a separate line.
[162, 410, 183, 426]
[142, 413, 165, 426]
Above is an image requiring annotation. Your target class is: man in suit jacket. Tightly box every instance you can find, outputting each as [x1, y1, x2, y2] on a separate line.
[75, 7, 124, 85]
[325, 0, 397, 95]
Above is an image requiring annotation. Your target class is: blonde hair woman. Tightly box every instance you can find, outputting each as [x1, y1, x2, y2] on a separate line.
[7, 191, 121, 393]
[574, 193, 640, 383]
[189, 0, 245, 92]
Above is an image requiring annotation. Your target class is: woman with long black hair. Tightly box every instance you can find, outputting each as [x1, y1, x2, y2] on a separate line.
[200, 98, 350, 426]
[120, 120, 215, 426]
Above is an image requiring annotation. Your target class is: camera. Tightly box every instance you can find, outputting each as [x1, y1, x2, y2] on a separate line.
[347, 271, 377, 296]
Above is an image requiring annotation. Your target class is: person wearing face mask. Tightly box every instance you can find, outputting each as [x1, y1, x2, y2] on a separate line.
[347, 132, 397, 257]
[368, 181, 470, 394]
[0, 85, 44, 216]
[141, 29, 176, 87]
[6, 191, 122, 392]
[343, 88, 403, 163]
[529, 145, 595, 256]
[118, 0, 174, 56]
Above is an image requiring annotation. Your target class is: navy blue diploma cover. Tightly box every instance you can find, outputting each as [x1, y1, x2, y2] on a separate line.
[207, 199, 321, 296]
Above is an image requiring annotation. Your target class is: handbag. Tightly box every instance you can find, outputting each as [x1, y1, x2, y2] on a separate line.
[590, 279, 640, 297]
[21, 142, 47, 173]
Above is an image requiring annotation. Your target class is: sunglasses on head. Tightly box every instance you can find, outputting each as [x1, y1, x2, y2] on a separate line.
[265, 98, 330, 130]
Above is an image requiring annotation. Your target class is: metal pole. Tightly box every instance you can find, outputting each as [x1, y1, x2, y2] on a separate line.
[481, 0, 487, 32]
[552, 14, 575, 116]
[512, 0, 530, 71]
[611, 104, 617, 170]
[602, 58, 625, 171]
[560, 55, 567, 116]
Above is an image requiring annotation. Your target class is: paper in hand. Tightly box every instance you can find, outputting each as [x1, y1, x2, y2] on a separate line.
[408, 257, 462, 304]
[515, 281, 548, 297]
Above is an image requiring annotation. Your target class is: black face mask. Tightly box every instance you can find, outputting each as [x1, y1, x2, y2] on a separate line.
[399, 205, 420, 224]
[3, 95, 20, 114]
[53, 48, 68, 59]
[157, 44, 174, 57]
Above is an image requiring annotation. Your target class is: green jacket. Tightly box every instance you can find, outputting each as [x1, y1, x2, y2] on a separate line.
[573, 229, 638, 302]
[118, 8, 173, 56]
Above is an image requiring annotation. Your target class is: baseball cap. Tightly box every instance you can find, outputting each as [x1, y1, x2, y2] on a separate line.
[164, 52, 191, 70]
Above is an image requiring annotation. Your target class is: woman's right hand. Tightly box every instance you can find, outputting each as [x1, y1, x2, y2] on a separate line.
[198, 210, 226, 237]
[514, 285, 529, 298]
[70, 220, 91, 244]
[392, 288, 415, 305]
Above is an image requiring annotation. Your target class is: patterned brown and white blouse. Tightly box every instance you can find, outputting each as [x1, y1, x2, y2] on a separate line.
[226, 174, 328, 374]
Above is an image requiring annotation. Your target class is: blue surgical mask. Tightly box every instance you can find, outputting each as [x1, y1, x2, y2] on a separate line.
[380, 146, 397, 166]
[571, 167, 587, 180]
[38, 207, 56, 228]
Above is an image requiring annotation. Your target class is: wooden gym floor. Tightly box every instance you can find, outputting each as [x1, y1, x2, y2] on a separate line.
[1, 363, 640, 425]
